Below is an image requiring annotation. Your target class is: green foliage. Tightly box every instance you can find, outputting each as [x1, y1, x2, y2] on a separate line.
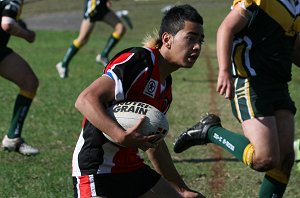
[0, 0, 299, 197]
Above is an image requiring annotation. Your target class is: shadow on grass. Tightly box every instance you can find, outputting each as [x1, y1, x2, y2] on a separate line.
[173, 157, 239, 163]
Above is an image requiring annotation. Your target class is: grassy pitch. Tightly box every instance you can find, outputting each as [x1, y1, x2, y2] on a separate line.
[0, 0, 299, 197]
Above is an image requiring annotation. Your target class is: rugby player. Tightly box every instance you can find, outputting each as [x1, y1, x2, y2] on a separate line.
[174, 0, 300, 197]
[72, 4, 205, 198]
[0, 0, 39, 155]
[56, 0, 129, 78]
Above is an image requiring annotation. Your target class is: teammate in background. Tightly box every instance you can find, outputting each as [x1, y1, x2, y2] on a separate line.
[0, 0, 39, 155]
[295, 139, 300, 171]
[72, 4, 205, 197]
[56, 0, 131, 79]
[174, 0, 300, 197]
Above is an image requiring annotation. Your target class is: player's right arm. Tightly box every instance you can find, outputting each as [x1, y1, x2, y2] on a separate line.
[216, 1, 251, 99]
[1, 16, 35, 43]
[75, 74, 156, 150]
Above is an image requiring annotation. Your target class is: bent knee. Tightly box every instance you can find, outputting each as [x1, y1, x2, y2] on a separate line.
[252, 156, 280, 172]
[115, 23, 126, 35]
[29, 75, 39, 90]
[20, 74, 39, 92]
[74, 38, 87, 48]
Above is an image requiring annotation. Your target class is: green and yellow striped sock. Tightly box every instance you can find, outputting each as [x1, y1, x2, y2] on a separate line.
[259, 169, 289, 198]
[62, 39, 81, 68]
[101, 32, 121, 58]
[7, 91, 35, 138]
[207, 126, 251, 162]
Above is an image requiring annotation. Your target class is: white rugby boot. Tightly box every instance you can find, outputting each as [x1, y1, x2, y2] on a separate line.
[95, 54, 109, 66]
[2, 135, 39, 156]
[115, 10, 133, 29]
[56, 62, 68, 78]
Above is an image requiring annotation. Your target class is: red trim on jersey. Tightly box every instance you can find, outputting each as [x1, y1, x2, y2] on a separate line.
[111, 148, 145, 173]
[78, 176, 92, 198]
[81, 117, 87, 128]
[105, 51, 134, 73]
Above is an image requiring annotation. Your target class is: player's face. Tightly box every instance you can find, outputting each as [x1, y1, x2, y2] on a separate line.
[169, 21, 204, 68]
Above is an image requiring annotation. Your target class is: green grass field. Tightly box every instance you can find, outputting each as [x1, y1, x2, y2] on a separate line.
[0, 0, 299, 197]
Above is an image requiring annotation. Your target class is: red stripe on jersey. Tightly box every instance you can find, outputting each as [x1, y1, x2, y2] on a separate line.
[81, 117, 87, 128]
[77, 176, 92, 198]
[105, 52, 134, 72]
[111, 148, 145, 173]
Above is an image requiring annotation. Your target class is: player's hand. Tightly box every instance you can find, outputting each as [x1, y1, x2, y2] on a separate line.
[180, 189, 206, 198]
[216, 70, 234, 99]
[25, 30, 35, 43]
[106, 1, 112, 8]
[121, 116, 159, 151]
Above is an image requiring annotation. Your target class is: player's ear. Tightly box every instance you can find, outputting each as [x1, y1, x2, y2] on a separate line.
[161, 32, 172, 49]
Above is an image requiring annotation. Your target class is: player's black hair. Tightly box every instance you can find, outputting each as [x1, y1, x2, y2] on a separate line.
[143, 4, 203, 49]
[158, 4, 203, 45]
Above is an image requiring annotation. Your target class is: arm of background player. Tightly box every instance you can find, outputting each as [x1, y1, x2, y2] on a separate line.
[1, 16, 35, 43]
[292, 34, 300, 67]
[216, 4, 250, 99]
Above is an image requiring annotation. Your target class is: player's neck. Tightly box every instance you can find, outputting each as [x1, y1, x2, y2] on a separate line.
[157, 52, 179, 81]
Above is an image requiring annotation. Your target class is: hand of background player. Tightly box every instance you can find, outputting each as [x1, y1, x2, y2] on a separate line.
[216, 69, 234, 99]
[25, 29, 35, 43]
[17, 19, 36, 43]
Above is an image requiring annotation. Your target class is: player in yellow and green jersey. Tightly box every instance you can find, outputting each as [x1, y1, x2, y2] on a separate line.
[56, 0, 132, 78]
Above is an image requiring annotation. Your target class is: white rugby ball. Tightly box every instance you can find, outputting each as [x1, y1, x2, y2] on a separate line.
[105, 101, 169, 144]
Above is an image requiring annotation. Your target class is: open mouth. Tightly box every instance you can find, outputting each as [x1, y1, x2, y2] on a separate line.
[188, 54, 199, 62]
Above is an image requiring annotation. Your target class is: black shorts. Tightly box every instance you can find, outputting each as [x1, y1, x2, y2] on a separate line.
[231, 77, 297, 122]
[73, 165, 161, 198]
[83, 0, 111, 22]
[0, 46, 13, 62]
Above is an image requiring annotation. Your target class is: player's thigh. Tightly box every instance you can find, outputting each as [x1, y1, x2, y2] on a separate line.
[102, 11, 122, 28]
[138, 177, 181, 198]
[275, 110, 295, 155]
[77, 19, 95, 42]
[242, 116, 279, 160]
[232, 78, 284, 158]
[0, 52, 38, 90]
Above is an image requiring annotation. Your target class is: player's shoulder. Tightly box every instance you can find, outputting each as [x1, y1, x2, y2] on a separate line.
[109, 47, 155, 66]
[104, 47, 157, 77]
[2, 0, 22, 16]
[127, 47, 156, 64]
[3, 0, 22, 10]
[119, 47, 154, 58]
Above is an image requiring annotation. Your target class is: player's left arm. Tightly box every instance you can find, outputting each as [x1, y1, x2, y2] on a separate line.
[1, 16, 35, 43]
[292, 34, 300, 67]
[146, 141, 204, 197]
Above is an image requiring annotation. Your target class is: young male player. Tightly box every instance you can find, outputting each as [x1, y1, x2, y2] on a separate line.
[72, 4, 205, 197]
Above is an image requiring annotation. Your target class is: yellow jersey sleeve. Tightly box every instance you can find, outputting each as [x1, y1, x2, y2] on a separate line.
[233, 0, 261, 8]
